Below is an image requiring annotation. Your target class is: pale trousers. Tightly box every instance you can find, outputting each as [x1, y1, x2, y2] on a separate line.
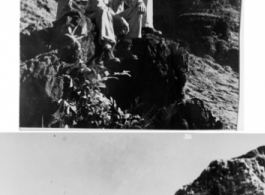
[95, 6, 142, 45]
[142, 0, 153, 28]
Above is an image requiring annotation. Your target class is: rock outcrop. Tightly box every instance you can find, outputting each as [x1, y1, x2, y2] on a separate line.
[20, 0, 240, 129]
[20, 9, 223, 129]
[175, 146, 265, 195]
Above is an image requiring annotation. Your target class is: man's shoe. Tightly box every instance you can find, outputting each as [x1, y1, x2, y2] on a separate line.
[95, 52, 104, 65]
[116, 41, 138, 60]
[96, 44, 120, 65]
[103, 44, 120, 62]
[142, 27, 162, 36]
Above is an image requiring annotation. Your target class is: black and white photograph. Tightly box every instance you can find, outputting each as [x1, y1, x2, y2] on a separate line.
[20, 0, 241, 130]
[1, 133, 265, 194]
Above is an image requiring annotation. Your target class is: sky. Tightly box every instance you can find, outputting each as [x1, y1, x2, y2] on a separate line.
[0, 133, 264, 195]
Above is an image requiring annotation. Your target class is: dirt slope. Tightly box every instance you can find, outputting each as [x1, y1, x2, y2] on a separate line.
[185, 55, 239, 129]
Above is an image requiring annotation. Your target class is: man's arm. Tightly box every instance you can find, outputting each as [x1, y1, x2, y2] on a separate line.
[136, 0, 146, 14]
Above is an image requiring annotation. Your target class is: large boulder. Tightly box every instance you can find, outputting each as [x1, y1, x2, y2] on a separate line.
[145, 98, 223, 129]
[20, 11, 97, 127]
[105, 34, 223, 129]
[176, 146, 265, 195]
[106, 34, 189, 112]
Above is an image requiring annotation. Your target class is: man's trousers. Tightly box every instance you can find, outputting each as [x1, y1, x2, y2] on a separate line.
[142, 0, 153, 28]
[94, 5, 142, 45]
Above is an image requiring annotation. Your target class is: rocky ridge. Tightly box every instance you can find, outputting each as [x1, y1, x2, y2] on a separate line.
[175, 146, 265, 195]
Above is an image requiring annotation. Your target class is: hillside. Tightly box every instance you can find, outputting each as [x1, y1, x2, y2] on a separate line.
[20, 0, 57, 30]
[19, 0, 240, 129]
[175, 146, 265, 195]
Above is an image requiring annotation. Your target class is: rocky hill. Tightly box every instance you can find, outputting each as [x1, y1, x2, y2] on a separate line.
[20, 0, 57, 30]
[19, 0, 240, 129]
[175, 146, 265, 195]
